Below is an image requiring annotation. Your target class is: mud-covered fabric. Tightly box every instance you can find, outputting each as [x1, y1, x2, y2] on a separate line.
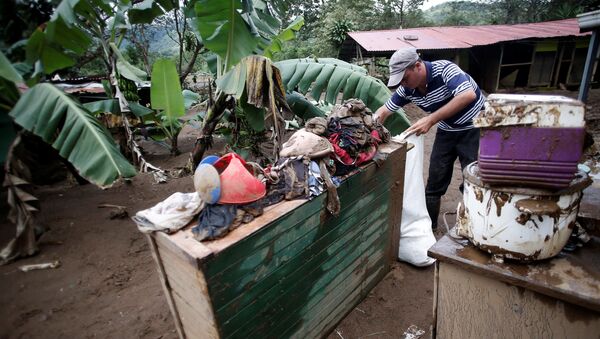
[192, 204, 238, 241]
[266, 156, 310, 201]
[280, 128, 333, 159]
[305, 117, 328, 136]
[326, 99, 390, 168]
[133, 192, 204, 234]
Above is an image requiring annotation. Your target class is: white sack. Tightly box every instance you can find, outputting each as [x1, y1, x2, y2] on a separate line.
[133, 192, 204, 233]
[397, 134, 436, 266]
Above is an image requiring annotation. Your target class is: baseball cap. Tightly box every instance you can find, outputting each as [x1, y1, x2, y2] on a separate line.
[387, 48, 419, 87]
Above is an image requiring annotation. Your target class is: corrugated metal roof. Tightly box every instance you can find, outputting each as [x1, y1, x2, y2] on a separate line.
[348, 18, 590, 52]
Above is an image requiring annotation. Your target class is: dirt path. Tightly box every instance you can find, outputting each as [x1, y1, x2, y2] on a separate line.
[1, 88, 597, 338]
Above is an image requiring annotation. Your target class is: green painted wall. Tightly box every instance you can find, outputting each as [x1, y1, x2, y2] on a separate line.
[200, 146, 405, 338]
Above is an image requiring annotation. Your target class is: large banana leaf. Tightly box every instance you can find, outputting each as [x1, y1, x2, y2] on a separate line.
[110, 43, 147, 82]
[24, 0, 105, 77]
[0, 52, 24, 84]
[195, 0, 259, 71]
[83, 99, 120, 115]
[274, 58, 410, 134]
[276, 58, 367, 74]
[183, 90, 202, 109]
[26, 29, 75, 75]
[151, 59, 184, 118]
[262, 16, 304, 59]
[128, 0, 178, 24]
[9, 84, 136, 187]
[285, 91, 326, 120]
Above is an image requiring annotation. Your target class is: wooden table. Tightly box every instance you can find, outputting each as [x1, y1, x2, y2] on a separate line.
[428, 233, 600, 338]
[578, 184, 600, 236]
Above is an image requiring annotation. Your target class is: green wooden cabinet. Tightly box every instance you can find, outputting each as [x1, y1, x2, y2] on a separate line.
[148, 142, 407, 339]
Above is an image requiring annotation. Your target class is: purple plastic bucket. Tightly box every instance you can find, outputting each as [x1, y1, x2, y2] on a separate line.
[478, 126, 584, 189]
[479, 126, 585, 162]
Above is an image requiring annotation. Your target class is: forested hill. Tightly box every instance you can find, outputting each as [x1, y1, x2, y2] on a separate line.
[424, 1, 497, 26]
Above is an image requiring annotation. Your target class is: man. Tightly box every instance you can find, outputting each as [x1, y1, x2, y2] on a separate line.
[374, 47, 484, 230]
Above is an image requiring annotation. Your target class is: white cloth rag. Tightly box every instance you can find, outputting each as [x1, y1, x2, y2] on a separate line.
[133, 192, 204, 233]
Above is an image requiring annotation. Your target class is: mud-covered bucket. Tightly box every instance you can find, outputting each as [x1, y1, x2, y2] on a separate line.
[456, 162, 592, 261]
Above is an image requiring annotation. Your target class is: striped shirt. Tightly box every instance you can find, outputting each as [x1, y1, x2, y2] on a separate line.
[385, 60, 485, 131]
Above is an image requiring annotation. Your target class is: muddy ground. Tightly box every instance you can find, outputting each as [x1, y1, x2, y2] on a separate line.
[1, 88, 598, 338]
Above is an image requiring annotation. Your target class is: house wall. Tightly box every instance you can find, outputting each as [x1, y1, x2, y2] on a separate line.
[346, 36, 595, 94]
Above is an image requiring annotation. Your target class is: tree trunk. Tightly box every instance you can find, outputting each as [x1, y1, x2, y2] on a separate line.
[180, 42, 203, 83]
[190, 91, 233, 169]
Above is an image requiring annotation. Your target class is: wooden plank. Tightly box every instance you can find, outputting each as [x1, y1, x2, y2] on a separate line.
[146, 235, 186, 339]
[202, 199, 307, 254]
[429, 234, 600, 312]
[157, 247, 217, 325]
[224, 223, 385, 338]
[209, 189, 391, 306]
[387, 142, 406, 260]
[281, 252, 387, 338]
[154, 229, 213, 265]
[213, 199, 390, 322]
[236, 222, 389, 338]
[302, 255, 387, 338]
[202, 165, 396, 280]
[436, 263, 600, 338]
[172, 291, 220, 339]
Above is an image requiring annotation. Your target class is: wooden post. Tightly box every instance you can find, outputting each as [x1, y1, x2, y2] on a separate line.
[146, 234, 186, 339]
[578, 30, 600, 102]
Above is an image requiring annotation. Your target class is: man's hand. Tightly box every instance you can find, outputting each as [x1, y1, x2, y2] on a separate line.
[406, 115, 436, 136]
[374, 106, 393, 124]
[406, 89, 477, 136]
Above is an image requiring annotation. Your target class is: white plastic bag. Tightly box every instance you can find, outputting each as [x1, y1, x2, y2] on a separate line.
[133, 192, 204, 233]
[397, 134, 437, 266]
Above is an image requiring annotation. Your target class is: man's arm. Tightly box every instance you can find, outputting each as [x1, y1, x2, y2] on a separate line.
[406, 89, 476, 136]
[374, 105, 394, 124]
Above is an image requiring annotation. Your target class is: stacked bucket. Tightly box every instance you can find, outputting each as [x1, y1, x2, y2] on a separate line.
[457, 94, 592, 261]
[476, 94, 586, 189]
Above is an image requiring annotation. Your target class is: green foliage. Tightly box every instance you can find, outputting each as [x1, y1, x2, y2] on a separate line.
[195, 0, 260, 73]
[425, 0, 597, 26]
[0, 52, 24, 84]
[117, 75, 140, 102]
[285, 91, 326, 120]
[0, 50, 23, 163]
[275, 58, 410, 135]
[262, 16, 305, 59]
[9, 84, 136, 187]
[217, 106, 267, 158]
[128, 0, 178, 24]
[328, 20, 353, 47]
[183, 89, 202, 109]
[0, 0, 54, 50]
[111, 43, 148, 83]
[425, 1, 496, 25]
[150, 58, 186, 153]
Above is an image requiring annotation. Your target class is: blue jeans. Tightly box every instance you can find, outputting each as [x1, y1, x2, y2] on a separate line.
[426, 128, 480, 196]
[425, 128, 480, 227]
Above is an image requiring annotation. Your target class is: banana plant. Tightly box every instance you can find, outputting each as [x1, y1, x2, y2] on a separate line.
[275, 58, 411, 135]
[0, 0, 175, 264]
[0, 50, 138, 264]
[194, 0, 303, 77]
[190, 0, 305, 166]
[149, 59, 186, 154]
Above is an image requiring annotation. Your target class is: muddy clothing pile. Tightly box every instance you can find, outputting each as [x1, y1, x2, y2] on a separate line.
[271, 98, 391, 213]
[326, 99, 390, 175]
[138, 99, 390, 242]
